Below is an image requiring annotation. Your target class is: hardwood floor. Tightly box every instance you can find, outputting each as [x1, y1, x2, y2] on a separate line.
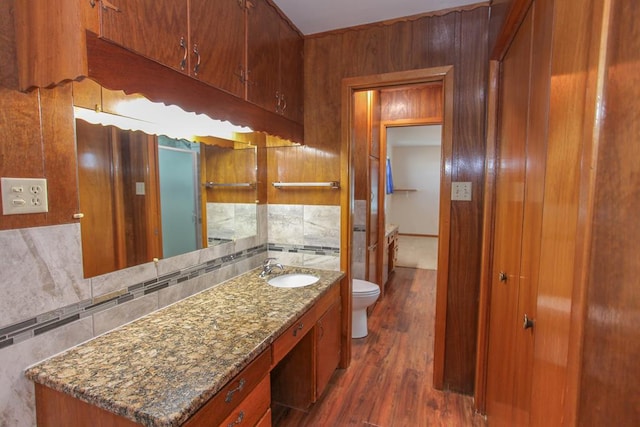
[273, 267, 487, 426]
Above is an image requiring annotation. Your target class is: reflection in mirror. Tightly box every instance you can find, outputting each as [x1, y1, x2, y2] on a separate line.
[72, 79, 301, 278]
[75, 121, 258, 279]
[201, 143, 258, 246]
[157, 137, 202, 258]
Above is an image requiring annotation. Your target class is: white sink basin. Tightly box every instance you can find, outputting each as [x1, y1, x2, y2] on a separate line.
[267, 273, 319, 288]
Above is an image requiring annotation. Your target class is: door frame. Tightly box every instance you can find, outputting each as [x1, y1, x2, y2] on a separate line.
[340, 66, 454, 386]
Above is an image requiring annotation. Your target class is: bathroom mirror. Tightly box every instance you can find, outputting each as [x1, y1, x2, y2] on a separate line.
[73, 79, 301, 278]
[75, 119, 259, 278]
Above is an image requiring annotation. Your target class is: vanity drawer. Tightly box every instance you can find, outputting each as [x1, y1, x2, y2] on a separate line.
[272, 307, 317, 366]
[184, 350, 271, 426]
[218, 375, 270, 427]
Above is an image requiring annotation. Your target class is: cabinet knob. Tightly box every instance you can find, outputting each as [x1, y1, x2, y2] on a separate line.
[499, 271, 508, 282]
[523, 314, 535, 330]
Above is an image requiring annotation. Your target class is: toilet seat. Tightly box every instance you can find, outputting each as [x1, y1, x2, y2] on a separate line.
[353, 279, 380, 295]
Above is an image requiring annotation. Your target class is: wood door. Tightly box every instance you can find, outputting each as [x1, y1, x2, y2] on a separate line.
[101, 0, 188, 73]
[316, 302, 341, 399]
[246, 0, 280, 112]
[190, 0, 246, 98]
[278, 20, 304, 123]
[76, 121, 121, 278]
[485, 6, 533, 427]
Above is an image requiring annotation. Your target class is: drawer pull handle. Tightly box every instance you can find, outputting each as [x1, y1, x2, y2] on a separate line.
[225, 378, 245, 403]
[293, 322, 304, 337]
[228, 411, 245, 426]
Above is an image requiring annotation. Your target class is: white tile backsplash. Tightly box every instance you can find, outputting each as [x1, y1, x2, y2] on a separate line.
[0, 317, 94, 427]
[0, 224, 90, 327]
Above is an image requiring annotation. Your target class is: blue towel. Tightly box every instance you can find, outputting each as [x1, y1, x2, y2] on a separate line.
[386, 158, 394, 194]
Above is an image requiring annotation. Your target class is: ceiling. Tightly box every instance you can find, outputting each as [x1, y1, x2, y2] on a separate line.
[272, 0, 482, 35]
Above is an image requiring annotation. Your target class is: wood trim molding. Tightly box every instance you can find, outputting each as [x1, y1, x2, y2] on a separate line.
[491, 0, 534, 60]
[474, 60, 500, 414]
[341, 66, 454, 387]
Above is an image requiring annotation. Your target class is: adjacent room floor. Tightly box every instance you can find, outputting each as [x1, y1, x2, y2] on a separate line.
[395, 236, 438, 270]
[273, 266, 486, 426]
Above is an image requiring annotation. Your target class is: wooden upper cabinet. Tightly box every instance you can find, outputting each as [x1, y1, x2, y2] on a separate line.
[189, 0, 246, 98]
[278, 20, 304, 123]
[247, 0, 304, 123]
[247, 0, 281, 114]
[101, 0, 189, 73]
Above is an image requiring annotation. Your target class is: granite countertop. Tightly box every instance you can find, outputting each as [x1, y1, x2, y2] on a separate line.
[25, 266, 344, 427]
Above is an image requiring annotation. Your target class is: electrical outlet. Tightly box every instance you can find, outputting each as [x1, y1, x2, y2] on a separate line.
[451, 181, 472, 201]
[1, 177, 49, 215]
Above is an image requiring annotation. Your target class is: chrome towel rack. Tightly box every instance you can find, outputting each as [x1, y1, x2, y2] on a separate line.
[272, 181, 340, 189]
[204, 182, 256, 189]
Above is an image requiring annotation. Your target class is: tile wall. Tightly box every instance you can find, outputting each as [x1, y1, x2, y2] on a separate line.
[0, 203, 340, 426]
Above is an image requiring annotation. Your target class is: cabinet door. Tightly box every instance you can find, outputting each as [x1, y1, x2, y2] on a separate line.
[247, 0, 280, 112]
[485, 7, 534, 427]
[101, 0, 188, 73]
[190, 0, 246, 98]
[316, 302, 341, 400]
[278, 20, 304, 123]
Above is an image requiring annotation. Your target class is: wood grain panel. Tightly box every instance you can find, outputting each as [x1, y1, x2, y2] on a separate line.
[380, 84, 443, 122]
[353, 91, 370, 202]
[278, 20, 304, 123]
[190, 0, 246, 98]
[485, 10, 532, 425]
[576, 1, 640, 425]
[443, 6, 488, 393]
[306, 8, 489, 392]
[34, 383, 141, 427]
[510, 0, 553, 423]
[202, 144, 257, 204]
[40, 83, 80, 225]
[76, 121, 119, 279]
[527, 0, 601, 423]
[0, 88, 44, 229]
[101, 0, 188, 73]
[247, 0, 280, 113]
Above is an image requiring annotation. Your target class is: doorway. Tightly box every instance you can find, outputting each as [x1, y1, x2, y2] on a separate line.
[341, 67, 453, 386]
[385, 124, 442, 271]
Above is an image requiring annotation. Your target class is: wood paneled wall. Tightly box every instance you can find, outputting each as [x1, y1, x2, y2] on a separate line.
[304, 7, 489, 392]
[575, 1, 640, 425]
[0, 0, 78, 230]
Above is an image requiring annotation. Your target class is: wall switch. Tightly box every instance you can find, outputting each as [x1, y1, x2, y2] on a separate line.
[1, 177, 49, 215]
[451, 181, 472, 201]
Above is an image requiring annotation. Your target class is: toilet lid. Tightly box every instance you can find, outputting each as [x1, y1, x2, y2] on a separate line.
[353, 279, 380, 294]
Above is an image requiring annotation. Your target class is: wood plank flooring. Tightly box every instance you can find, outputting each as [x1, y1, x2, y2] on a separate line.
[273, 267, 487, 426]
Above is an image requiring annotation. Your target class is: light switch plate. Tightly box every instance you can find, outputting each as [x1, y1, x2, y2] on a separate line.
[451, 181, 472, 201]
[1, 177, 49, 215]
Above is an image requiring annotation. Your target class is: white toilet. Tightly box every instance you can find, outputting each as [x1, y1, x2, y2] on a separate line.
[352, 279, 381, 338]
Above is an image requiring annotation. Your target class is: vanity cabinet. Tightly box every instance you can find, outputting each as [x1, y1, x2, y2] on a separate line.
[183, 350, 271, 427]
[315, 300, 341, 399]
[271, 283, 341, 409]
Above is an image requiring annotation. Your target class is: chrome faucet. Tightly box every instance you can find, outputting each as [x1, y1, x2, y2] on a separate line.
[259, 257, 284, 277]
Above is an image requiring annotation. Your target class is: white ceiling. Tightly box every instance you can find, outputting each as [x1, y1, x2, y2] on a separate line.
[272, 0, 481, 35]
